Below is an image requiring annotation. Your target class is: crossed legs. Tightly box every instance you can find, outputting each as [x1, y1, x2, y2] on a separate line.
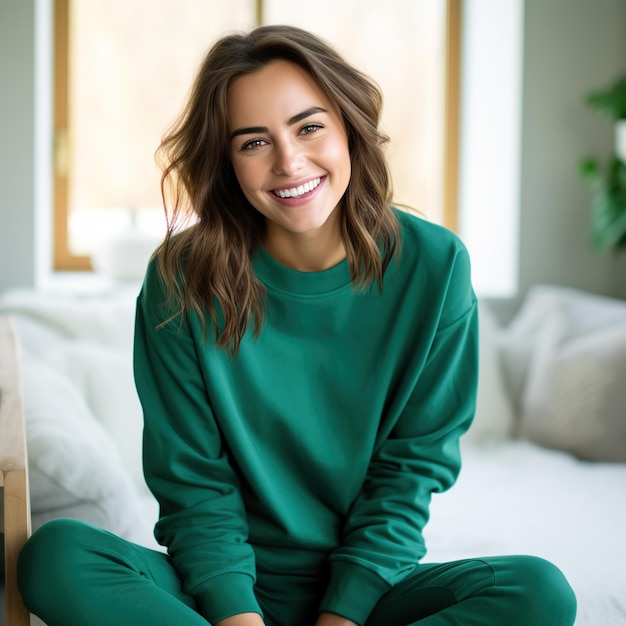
[18, 519, 576, 626]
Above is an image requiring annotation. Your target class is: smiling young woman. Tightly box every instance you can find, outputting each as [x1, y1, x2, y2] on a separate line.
[151, 26, 399, 355]
[227, 60, 351, 272]
[18, 24, 576, 626]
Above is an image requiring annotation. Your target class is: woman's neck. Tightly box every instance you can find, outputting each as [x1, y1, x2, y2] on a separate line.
[264, 229, 346, 272]
[263, 213, 346, 272]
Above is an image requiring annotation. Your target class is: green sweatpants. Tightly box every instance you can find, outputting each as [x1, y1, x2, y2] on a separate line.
[17, 518, 576, 626]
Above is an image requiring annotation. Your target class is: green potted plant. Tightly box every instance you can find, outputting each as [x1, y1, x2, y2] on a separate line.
[580, 76, 626, 252]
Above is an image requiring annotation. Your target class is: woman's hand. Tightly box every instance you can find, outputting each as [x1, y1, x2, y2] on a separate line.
[314, 612, 359, 626]
[215, 613, 265, 626]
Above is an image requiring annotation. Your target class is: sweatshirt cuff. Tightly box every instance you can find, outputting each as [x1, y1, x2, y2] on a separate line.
[195, 571, 262, 623]
[319, 561, 392, 625]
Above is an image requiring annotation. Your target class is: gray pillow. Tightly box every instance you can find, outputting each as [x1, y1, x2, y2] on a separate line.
[518, 303, 626, 462]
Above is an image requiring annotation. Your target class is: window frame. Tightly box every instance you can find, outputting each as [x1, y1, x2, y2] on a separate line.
[53, 0, 89, 270]
[52, 0, 462, 271]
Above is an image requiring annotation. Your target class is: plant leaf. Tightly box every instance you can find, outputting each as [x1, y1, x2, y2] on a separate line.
[586, 76, 626, 120]
[580, 157, 599, 183]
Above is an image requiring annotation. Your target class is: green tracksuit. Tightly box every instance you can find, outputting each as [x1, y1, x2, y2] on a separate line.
[134, 209, 478, 622]
[17, 210, 576, 625]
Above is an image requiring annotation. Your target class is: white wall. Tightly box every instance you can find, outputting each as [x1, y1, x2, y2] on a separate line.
[0, 0, 38, 290]
[516, 0, 626, 304]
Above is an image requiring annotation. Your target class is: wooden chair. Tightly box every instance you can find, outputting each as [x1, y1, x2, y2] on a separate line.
[0, 315, 32, 625]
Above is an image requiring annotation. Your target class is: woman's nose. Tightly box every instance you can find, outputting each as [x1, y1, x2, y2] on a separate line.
[272, 140, 304, 176]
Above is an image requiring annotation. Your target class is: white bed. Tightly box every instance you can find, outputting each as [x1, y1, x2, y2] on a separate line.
[1, 284, 625, 625]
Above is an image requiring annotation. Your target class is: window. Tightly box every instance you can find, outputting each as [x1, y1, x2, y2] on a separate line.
[52, 0, 461, 271]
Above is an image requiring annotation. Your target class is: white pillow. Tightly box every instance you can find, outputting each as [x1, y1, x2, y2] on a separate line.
[463, 301, 515, 445]
[3, 293, 147, 493]
[52, 342, 147, 494]
[0, 288, 137, 348]
[21, 351, 147, 539]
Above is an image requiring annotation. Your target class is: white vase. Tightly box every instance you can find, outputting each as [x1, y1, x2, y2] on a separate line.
[616, 120, 626, 161]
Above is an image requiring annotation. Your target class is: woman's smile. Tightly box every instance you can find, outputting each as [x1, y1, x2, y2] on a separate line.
[271, 175, 324, 200]
[269, 176, 327, 208]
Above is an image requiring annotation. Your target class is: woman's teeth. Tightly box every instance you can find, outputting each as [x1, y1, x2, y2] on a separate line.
[273, 177, 321, 198]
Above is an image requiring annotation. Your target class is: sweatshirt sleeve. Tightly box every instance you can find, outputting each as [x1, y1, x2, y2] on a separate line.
[318, 244, 479, 625]
[133, 262, 262, 624]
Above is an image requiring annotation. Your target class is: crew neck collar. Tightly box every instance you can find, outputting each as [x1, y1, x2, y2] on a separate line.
[253, 246, 352, 296]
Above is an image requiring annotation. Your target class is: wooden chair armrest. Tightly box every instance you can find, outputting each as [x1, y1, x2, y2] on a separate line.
[0, 315, 32, 625]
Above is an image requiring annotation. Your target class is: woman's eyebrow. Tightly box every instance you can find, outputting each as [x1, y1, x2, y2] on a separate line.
[229, 106, 328, 140]
[287, 106, 328, 125]
[230, 125, 268, 140]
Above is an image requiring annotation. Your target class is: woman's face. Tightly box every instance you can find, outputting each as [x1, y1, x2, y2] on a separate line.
[228, 60, 351, 257]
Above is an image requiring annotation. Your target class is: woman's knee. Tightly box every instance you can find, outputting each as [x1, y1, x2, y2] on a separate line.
[20, 518, 89, 572]
[499, 555, 577, 625]
[17, 518, 110, 611]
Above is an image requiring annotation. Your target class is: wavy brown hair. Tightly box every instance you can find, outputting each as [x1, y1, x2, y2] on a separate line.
[156, 24, 400, 354]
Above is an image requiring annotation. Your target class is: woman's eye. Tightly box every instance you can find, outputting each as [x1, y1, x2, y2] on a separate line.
[241, 138, 267, 151]
[300, 123, 324, 135]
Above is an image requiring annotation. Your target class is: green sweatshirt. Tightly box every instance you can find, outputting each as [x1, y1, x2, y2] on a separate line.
[133, 209, 478, 626]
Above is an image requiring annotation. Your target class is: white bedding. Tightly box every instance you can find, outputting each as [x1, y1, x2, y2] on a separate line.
[1, 285, 625, 625]
[427, 440, 626, 625]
